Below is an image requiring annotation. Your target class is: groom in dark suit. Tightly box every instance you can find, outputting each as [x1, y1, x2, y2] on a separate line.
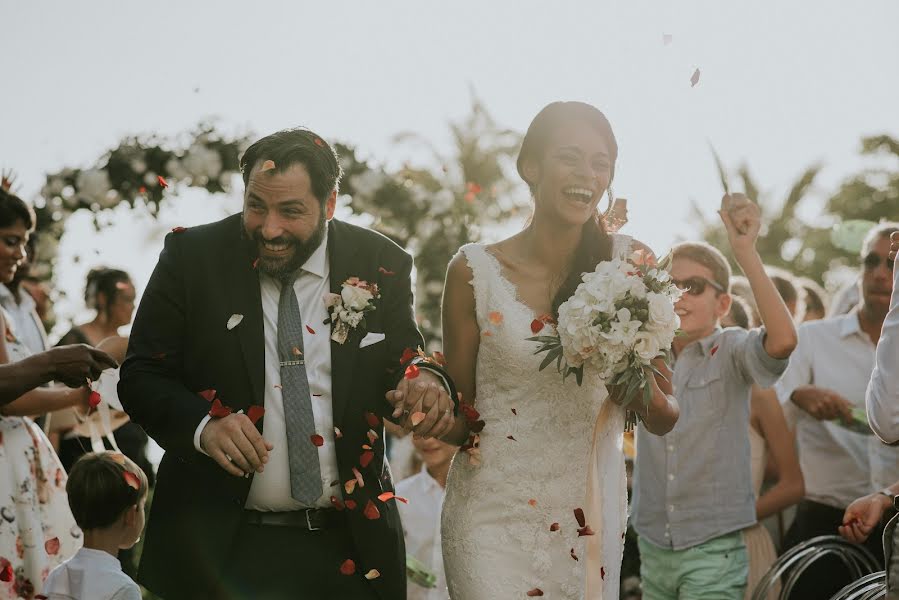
[119, 128, 457, 600]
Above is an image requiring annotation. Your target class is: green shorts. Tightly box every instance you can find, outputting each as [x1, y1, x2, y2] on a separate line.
[638, 531, 749, 600]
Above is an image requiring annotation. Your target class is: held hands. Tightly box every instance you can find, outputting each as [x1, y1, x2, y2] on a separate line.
[200, 414, 273, 477]
[385, 370, 455, 440]
[48, 344, 118, 387]
[839, 492, 892, 544]
[790, 385, 853, 422]
[719, 193, 761, 259]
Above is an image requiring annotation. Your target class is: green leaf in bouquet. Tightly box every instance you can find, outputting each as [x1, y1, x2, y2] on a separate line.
[539, 346, 563, 372]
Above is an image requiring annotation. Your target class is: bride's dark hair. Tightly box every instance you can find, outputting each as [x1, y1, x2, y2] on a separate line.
[516, 101, 618, 317]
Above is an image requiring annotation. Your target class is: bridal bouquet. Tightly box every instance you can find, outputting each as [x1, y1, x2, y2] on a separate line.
[528, 252, 682, 422]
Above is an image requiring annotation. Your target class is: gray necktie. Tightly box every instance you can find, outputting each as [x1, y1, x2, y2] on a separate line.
[277, 275, 322, 504]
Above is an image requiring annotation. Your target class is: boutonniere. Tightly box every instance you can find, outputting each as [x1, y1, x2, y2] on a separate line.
[323, 277, 380, 344]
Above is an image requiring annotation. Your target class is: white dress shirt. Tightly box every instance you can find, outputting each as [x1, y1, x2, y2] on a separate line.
[195, 230, 340, 510]
[777, 309, 899, 508]
[867, 264, 899, 443]
[396, 466, 448, 600]
[41, 547, 142, 600]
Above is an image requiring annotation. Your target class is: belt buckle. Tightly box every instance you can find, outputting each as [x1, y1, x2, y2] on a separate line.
[305, 509, 322, 532]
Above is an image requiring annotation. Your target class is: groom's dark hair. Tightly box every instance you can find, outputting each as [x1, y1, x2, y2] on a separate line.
[239, 127, 343, 204]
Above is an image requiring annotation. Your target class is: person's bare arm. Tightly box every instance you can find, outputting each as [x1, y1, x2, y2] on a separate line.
[752, 387, 804, 519]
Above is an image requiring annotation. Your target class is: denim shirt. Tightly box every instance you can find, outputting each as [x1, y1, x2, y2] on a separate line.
[631, 327, 789, 550]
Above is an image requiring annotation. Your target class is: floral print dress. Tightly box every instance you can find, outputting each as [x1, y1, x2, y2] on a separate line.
[0, 309, 80, 599]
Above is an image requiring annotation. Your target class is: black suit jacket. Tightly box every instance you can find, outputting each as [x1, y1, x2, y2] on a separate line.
[119, 215, 450, 600]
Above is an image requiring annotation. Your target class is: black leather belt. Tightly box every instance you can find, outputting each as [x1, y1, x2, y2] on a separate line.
[244, 508, 343, 531]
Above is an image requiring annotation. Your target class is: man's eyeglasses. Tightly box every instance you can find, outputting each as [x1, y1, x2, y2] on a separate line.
[863, 253, 895, 272]
[671, 276, 726, 296]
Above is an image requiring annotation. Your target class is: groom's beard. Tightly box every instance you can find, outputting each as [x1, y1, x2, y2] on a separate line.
[243, 213, 327, 279]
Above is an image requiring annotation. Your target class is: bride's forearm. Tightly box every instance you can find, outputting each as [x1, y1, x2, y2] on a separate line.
[440, 419, 471, 446]
[641, 385, 679, 436]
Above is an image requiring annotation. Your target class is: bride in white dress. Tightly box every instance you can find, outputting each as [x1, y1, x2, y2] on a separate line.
[438, 102, 680, 599]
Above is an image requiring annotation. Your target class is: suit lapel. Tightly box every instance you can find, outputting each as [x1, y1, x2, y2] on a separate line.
[223, 217, 265, 409]
[327, 219, 361, 428]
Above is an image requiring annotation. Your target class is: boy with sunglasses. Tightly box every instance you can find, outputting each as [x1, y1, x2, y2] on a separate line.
[632, 193, 798, 600]
[776, 222, 899, 599]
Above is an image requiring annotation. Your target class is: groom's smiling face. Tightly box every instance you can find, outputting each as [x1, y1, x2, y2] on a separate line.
[242, 161, 336, 278]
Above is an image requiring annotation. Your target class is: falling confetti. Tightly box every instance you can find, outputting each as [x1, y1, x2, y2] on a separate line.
[410, 412, 427, 427]
[363, 500, 381, 520]
[530, 319, 546, 334]
[227, 314, 244, 330]
[260, 160, 277, 173]
[550, 523, 560, 532]
[88, 391, 102, 408]
[334, 427, 343, 439]
[44, 537, 60, 556]
[364, 569, 381, 580]
[359, 450, 374, 468]
[209, 399, 232, 418]
[365, 412, 380, 428]
[339, 559, 356, 575]
[306, 325, 316, 334]
[157, 175, 169, 188]
[488, 311, 504, 325]
[507, 435, 517, 441]
[710, 345, 719, 356]
[405, 365, 421, 380]
[310, 434, 325, 447]
[198, 389, 217, 402]
[690, 68, 701, 87]
[570, 548, 579, 561]
[528, 499, 538, 508]
[527, 589, 544, 597]
[171, 226, 187, 234]
[247, 405, 265, 425]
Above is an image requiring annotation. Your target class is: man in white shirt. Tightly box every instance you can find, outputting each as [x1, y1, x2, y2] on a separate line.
[396, 436, 456, 600]
[120, 128, 458, 600]
[777, 222, 899, 599]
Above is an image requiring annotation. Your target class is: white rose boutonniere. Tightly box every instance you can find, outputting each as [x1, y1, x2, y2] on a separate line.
[324, 277, 380, 344]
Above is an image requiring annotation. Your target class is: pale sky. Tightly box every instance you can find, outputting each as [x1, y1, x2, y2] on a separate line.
[2, 0, 898, 331]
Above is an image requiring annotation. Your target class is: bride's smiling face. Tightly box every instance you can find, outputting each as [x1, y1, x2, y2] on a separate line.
[524, 121, 613, 227]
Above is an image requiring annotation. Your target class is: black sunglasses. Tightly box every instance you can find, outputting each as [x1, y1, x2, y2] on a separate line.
[863, 253, 895, 272]
[671, 276, 726, 296]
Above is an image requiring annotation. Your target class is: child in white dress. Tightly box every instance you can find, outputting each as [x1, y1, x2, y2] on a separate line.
[40, 452, 147, 600]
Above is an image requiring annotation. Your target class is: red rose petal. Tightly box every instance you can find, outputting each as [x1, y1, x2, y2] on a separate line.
[362, 444, 372, 450]
[365, 412, 381, 428]
[530, 319, 545, 334]
[157, 175, 169, 188]
[528, 499, 537, 507]
[310, 434, 325, 447]
[252, 258, 260, 269]
[550, 522, 560, 532]
[339, 559, 356, 575]
[334, 427, 343, 439]
[88, 391, 102, 408]
[574, 507, 586, 528]
[0, 563, 12, 582]
[359, 450, 374, 468]
[314, 138, 325, 147]
[601, 566, 606, 580]
[306, 325, 315, 334]
[410, 411, 426, 426]
[400, 347, 417, 364]
[198, 389, 217, 402]
[352, 467, 365, 488]
[578, 525, 595, 537]
[511, 408, 517, 415]
[404, 365, 420, 380]
[570, 548, 579, 561]
[345, 499, 357, 510]
[378, 267, 395, 276]
[139, 186, 147, 194]
[488, 311, 503, 325]
[330, 496, 345, 511]
[710, 345, 719, 356]
[363, 499, 381, 520]
[171, 226, 187, 233]
[247, 405, 265, 425]
[123, 471, 140, 490]
[208, 398, 232, 418]
[378, 492, 396, 502]
[345, 480, 356, 495]
[507, 435, 517, 441]
[292, 346, 303, 357]
[527, 589, 544, 597]
[209, 398, 232, 418]
[366, 429, 378, 444]
[364, 569, 380, 580]
[44, 537, 60, 556]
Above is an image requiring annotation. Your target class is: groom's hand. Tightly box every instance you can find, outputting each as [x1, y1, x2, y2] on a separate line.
[386, 371, 455, 440]
[200, 414, 273, 477]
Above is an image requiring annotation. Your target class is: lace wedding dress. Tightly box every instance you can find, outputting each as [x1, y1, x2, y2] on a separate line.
[441, 236, 633, 600]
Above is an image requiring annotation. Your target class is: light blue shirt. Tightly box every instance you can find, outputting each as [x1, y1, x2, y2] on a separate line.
[632, 327, 789, 550]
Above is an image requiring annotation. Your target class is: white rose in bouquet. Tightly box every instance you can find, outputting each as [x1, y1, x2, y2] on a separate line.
[633, 331, 662, 363]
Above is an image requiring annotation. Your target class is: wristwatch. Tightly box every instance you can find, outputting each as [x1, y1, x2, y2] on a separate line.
[877, 488, 899, 510]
